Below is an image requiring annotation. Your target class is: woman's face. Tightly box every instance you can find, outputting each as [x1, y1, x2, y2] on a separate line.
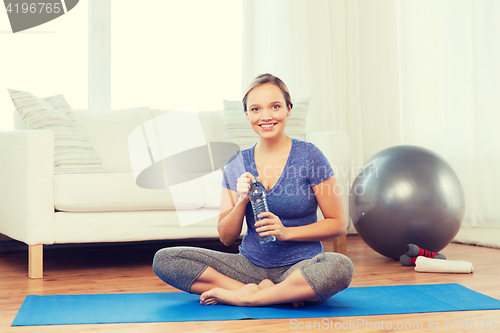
[245, 83, 291, 139]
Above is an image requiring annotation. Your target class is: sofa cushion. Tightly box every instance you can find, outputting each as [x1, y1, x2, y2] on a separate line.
[203, 170, 225, 208]
[222, 97, 310, 149]
[74, 107, 153, 173]
[197, 109, 224, 142]
[53, 210, 224, 244]
[54, 173, 205, 212]
[8, 89, 103, 174]
[150, 108, 224, 143]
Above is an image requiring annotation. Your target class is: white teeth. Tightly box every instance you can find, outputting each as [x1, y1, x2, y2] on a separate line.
[261, 124, 275, 128]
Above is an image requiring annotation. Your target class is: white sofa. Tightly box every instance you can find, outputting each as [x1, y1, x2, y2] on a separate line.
[0, 107, 350, 278]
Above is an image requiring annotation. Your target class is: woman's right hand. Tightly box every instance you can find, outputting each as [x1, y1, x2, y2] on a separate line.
[236, 172, 260, 203]
[218, 172, 260, 246]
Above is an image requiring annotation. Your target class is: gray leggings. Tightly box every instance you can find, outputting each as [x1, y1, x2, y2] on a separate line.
[152, 247, 354, 302]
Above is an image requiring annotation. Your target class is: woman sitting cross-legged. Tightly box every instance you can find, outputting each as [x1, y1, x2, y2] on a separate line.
[153, 73, 354, 307]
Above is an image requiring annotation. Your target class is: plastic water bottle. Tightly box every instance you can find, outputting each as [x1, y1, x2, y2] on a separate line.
[249, 181, 276, 244]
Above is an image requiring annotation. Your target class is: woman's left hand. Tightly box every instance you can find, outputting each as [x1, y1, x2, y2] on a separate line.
[254, 212, 288, 241]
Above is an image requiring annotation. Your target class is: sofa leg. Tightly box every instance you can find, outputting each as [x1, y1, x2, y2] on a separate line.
[28, 244, 43, 279]
[333, 233, 347, 255]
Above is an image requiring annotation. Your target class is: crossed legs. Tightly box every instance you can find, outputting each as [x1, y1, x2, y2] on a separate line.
[153, 247, 353, 307]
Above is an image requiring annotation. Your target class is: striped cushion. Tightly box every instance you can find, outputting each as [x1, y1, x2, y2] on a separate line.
[222, 97, 310, 149]
[8, 89, 103, 174]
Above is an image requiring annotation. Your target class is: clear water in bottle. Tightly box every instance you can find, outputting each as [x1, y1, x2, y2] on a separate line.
[249, 181, 276, 244]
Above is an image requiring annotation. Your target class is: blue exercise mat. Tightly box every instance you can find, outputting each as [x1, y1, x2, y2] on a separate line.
[12, 283, 500, 326]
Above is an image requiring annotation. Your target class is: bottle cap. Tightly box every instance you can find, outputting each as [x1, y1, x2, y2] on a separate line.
[251, 180, 259, 187]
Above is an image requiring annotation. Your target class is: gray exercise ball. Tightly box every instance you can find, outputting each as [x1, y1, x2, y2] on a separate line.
[349, 145, 465, 260]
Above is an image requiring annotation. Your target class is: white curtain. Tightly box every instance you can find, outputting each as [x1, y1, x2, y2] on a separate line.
[243, 0, 500, 229]
[243, 0, 364, 181]
[357, 0, 500, 228]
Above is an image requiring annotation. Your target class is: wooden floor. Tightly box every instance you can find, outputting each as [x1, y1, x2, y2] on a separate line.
[1, 235, 499, 332]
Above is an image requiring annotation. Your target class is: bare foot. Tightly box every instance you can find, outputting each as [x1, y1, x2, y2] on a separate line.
[200, 283, 261, 306]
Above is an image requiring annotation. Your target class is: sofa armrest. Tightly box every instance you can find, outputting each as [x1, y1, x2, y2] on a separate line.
[305, 131, 351, 230]
[0, 130, 55, 245]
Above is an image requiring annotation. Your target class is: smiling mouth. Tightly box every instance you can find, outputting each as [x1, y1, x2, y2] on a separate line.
[259, 123, 277, 130]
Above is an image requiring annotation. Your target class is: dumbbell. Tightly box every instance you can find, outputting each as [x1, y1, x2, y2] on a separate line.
[400, 244, 446, 266]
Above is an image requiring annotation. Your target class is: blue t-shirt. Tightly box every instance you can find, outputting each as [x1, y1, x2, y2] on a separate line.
[221, 139, 334, 268]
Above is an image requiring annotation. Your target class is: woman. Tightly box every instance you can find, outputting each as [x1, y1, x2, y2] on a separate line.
[153, 74, 353, 307]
